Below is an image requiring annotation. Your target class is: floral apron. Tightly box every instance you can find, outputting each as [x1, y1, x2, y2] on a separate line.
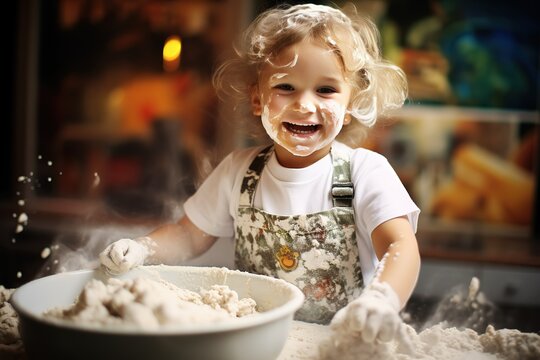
[234, 146, 364, 324]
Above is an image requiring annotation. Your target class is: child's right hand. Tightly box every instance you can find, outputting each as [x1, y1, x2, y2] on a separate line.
[99, 238, 152, 274]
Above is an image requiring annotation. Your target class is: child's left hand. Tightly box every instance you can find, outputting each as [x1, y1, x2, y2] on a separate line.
[330, 281, 402, 343]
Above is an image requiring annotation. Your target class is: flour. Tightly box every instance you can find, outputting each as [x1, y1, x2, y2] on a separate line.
[279, 321, 332, 360]
[397, 322, 539, 360]
[422, 276, 495, 333]
[278, 277, 539, 360]
[480, 325, 540, 360]
[279, 320, 539, 360]
[0, 286, 23, 357]
[5, 275, 540, 359]
[44, 277, 258, 329]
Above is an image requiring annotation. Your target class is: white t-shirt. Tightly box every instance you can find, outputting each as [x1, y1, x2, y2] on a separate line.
[184, 141, 420, 283]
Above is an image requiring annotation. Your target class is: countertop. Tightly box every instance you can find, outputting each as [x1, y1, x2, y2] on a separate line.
[278, 321, 330, 360]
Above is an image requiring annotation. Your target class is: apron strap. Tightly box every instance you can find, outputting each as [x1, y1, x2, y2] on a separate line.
[331, 149, 354, 208]
[238, 145, 273, 207]
[239, 145, 354, 208]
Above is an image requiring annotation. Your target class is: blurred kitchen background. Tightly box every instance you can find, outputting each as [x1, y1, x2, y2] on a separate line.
[1, 0, 539, 332]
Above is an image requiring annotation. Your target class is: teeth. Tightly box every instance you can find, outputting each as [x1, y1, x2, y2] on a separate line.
[284, 122, 319, 134]
[290, 123, 316, 126]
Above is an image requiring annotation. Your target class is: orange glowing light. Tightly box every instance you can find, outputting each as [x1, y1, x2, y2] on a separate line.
[163, 36, 181, 62]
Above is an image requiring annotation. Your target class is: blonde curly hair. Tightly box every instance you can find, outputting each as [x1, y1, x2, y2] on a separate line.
[213, 3, 407, 147]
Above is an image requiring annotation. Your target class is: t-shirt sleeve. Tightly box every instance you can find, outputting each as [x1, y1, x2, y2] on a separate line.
[353, 152, 420, 236]
[183, 153, 236, 237]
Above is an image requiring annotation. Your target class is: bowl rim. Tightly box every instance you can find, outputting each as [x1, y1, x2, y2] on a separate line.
[11, 265, 305, 336]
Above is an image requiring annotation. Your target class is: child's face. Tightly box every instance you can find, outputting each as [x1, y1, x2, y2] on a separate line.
[252, 38, 353, 158]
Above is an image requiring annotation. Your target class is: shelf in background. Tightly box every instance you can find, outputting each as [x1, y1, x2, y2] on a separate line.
[390, 105, 539, 124]
[417, 221, 540, 268]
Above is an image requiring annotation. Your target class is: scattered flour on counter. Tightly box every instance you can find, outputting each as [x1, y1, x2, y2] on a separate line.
[278, 321, 332, 360]
[0, 286, 24, 357]
[44, 277, 258, 329]
[316, 321, 540, 360]
[279, 277, 539, 360]
[278, 319, 540, 360]
[479, 325, 540, 360]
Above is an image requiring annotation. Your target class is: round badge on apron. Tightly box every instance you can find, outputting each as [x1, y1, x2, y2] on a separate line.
[234, 146, 364, 324]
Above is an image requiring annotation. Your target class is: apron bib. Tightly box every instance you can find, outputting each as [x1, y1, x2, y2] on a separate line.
[234, 146, 364, 324]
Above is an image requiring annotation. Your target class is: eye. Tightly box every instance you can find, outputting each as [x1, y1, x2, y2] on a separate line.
[274, 83, 294, 91]
[317, 86, 337, 94]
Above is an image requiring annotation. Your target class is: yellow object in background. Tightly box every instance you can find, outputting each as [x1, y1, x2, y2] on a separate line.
[431, 144, 534, 225]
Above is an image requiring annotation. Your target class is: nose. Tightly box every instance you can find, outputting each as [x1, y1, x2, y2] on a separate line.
[292, 92, 316, 114]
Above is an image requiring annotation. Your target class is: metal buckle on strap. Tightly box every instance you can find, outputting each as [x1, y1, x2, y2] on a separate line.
[331, 182, 354, 200]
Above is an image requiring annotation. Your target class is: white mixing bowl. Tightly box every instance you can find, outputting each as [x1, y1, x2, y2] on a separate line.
[11, 265, 305, 360]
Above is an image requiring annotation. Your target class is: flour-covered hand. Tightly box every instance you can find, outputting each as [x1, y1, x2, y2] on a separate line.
[331, 281, 402, 343]
[99, 237, 154, 274]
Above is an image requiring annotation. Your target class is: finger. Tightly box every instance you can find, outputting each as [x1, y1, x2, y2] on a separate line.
[109, 242, 129, 266]
[123, 245, 146, 268]
[100, 245, 117, 269]
[396, 323, 416, 355]
[99, 245, 111, 264]
[362, 310, 382, 342]
[377, 313, 398, 342]
[330, 307, 348, 329]
[99, 251, 116, 272]
[349, 304, 367, 333]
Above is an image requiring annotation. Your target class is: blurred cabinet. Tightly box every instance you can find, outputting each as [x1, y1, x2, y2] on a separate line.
[9, 0, 251, 220]
[1, 0, 251, 287]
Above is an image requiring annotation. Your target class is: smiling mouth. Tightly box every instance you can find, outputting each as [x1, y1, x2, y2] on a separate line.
[283, 122, 322, 135]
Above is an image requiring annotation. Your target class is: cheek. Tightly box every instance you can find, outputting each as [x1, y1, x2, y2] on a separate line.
[265, 94, 289, 119]
[319, 101, 346, 126]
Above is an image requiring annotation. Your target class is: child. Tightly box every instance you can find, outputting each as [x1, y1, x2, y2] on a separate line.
[100, 3, 420, 342]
